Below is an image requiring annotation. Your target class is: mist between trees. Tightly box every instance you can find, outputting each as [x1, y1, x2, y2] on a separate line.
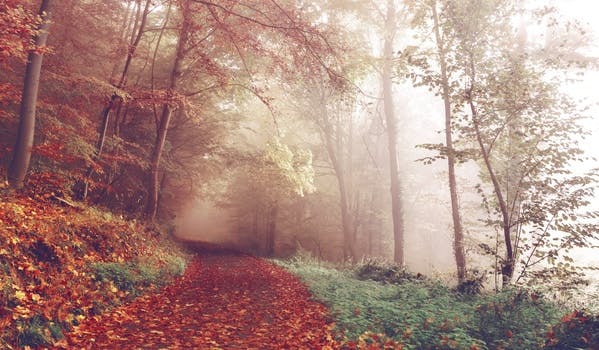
[1, 0, 598, 303]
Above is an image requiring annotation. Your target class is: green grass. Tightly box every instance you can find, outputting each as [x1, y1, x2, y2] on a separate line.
[16, 315, 63, 348]
[276, 257, 562, 350]
[91, 254, 187, 297]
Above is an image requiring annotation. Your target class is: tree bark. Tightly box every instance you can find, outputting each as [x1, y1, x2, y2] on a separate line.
[431, 1, 467, 283]
[145, 2, 190, 221]
[7, 0, 53, 189]
[383, 0, 405, 265]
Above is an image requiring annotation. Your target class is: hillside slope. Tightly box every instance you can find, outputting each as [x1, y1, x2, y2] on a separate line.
[0, 183, 188, 348]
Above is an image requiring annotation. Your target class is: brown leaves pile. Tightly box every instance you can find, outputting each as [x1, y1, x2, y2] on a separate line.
[0, 184, 172, 348]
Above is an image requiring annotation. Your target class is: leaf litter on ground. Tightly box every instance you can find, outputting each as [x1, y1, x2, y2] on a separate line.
[60, 253, 340, 349]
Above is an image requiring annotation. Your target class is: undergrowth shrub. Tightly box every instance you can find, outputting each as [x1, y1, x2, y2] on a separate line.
[278, 258, 483, 350]
[279, 256, 570, 350]
[455, 270, 486, 296]
[355, 258, 424, 285]
[287, 246, 324, 266]
[161, 254, 187, 276]
[544, 310, 599, 349]
[472, 289, 560, 349]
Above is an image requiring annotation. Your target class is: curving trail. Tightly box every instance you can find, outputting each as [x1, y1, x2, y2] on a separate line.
[62, 253, 338, 349]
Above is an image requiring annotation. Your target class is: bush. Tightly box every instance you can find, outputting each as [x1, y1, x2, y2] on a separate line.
[455, 271, 486, 296]
[471, 289, 560, 349]
[278, 259, 483, 350]
[545, 310, 599, 349]
[17, 325, 49, 348]
[162, 254, 187, 276]
[278, 258, 568, 350]
[355, 258, 424, 285]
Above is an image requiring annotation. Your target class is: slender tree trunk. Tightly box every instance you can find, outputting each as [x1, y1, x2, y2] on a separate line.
[145, 3, 190, 221]
[466, 76, 514, 286]
[109, 0, 135, 83]
[322, 122, 356, 260]
[252, 207, 259, 237]
[8, 0, 53, 189]
[78, 0, 152, 200]
[146, 104, 173, 221]
[367, 191, 377, 256]
[352, 192, 361, 249]
[431, 1, 467, 283]
[265, 202, 278, 256]
[383, 0, 405, 265]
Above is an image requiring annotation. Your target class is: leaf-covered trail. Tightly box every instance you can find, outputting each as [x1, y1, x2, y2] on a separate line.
[63, 253, 339, 349]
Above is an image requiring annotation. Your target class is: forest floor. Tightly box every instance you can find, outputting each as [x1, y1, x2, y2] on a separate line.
[62, 248, 339, 349]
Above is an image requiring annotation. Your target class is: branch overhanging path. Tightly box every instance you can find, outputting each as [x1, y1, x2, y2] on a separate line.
[62, 251, 338, 349]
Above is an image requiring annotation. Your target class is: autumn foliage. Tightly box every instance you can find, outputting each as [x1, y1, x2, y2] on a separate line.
[545, 310, 599, 349]
[0, 181, 187, 348]
[0, 1, 39, 65]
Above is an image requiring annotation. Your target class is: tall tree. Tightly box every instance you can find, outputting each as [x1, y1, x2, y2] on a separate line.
[310, 85, 358, 260]
[409, 0, 467, 282]
[431, 0, 466, 283]
[7, 0, 53, 189]
[78, 0, 153, 200]
[382, 0, 405, 265]
[144, 0, 344, 221]
[145, 0, 190, 221]
[445, 0, 598, 286]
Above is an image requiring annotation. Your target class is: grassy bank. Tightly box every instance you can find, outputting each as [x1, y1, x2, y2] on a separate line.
[277, 254, 598, 350]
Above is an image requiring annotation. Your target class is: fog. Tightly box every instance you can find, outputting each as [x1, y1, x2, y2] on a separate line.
[173, 1, 598, 305]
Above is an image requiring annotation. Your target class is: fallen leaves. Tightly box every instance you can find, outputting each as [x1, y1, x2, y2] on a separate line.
[0, 192, 185, 348]
[63, 254, 341, 349]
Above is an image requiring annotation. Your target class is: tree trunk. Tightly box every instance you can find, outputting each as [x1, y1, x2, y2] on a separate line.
[383, 0, 405, 265]
[145, 2, 189, 221]
[7, 0, 53, 189]
[78, 0, 152, 200]
[321, 121, 356, 261]
[431, 1, 467, 283]
[265, 202, 278, 256]
[467, 80, 514, 286]
[146, 104, 173, 221]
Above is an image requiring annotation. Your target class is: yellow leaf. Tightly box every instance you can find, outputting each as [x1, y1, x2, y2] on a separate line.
[14, 290, 26, 301]
[14, 305, 32, 318]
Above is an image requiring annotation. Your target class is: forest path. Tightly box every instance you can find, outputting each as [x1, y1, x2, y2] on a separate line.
[63, 250, 338, 349]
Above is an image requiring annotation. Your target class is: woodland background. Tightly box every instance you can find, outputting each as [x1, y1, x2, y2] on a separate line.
[1, 0, 599, 314]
